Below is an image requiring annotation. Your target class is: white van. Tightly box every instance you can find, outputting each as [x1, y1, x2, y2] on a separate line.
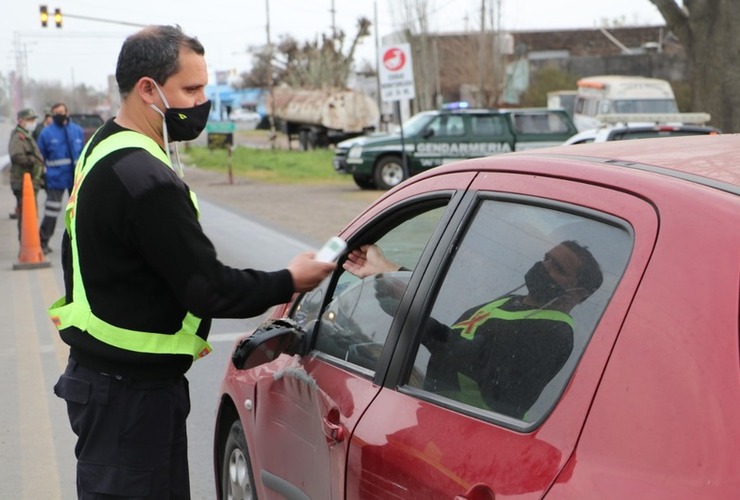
[573, 75, 679, 131]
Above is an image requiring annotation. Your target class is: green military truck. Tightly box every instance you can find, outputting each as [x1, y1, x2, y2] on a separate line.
[333, 106, 578, 189]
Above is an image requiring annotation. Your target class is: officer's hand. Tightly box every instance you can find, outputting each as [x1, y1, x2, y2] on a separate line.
[287, 252, 336, 293]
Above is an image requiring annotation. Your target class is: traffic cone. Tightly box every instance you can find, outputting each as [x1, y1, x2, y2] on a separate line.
[13, 172, 51, 270]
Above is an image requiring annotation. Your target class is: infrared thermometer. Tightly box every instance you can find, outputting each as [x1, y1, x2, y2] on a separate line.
[315, 237, 347, 262]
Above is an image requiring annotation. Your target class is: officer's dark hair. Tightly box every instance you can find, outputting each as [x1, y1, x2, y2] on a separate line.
[560, 240, 603, 297]
[116, 25, 205, 97]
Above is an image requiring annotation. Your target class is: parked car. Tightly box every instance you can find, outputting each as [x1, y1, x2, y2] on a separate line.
[215, 134, 740, 499]
[228, 108, 262, 129]
[564, 114, 720, 145]
[335, 106, 578, 190]
[69, 113, 104, 143]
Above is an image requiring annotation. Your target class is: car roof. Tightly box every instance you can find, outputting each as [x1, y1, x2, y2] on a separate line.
[418, 134, 740, 193]
[563, 123, 719, 146]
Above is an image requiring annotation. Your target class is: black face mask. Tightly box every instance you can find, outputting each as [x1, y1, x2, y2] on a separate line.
[162, 101, 211, 142]
[52, 114, 68, 126]
[151, 81, 211, 142]
[524, 260, 566, 303]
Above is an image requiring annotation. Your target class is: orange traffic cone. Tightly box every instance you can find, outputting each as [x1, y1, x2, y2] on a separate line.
[13, 172, 51, 270]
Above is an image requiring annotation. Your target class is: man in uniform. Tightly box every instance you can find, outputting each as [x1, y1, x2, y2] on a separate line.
[344, 240, 603, 420]
[7, 108, 44, 237]
[51, 25, 335, 499]
[36, 102, 85, 254]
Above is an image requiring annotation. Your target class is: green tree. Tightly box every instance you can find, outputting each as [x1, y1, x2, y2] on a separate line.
[650, 0, 740, 132]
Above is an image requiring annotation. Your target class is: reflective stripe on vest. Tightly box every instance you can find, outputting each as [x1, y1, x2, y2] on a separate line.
[452, 297, 573, 340]
[48, 130, 211, 360]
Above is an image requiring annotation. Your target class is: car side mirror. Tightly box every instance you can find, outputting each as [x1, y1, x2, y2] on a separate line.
[422, 128, 435, 139]
[231, 318, 304, 370]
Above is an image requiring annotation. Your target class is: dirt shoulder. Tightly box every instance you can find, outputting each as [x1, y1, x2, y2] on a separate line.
[183, 166, 383, 247]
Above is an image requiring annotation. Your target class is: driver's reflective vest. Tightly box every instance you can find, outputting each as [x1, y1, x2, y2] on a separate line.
[451, 296, 573, 339]
[48, 131, 212, 360]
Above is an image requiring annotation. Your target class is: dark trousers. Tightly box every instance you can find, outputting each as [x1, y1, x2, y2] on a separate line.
[54, 358, 191, 499]
[39, 188, 68, 248]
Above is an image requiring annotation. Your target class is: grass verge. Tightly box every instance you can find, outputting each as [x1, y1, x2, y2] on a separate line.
[184, 145, 351, 185]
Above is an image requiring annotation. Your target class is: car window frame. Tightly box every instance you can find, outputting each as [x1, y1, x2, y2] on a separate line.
[287, 189, 468, 383]
[385, 189, 636, 431]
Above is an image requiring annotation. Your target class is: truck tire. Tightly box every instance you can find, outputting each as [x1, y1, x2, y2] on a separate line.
[373, 156, 405, 190]
[352, 174, 375, 190]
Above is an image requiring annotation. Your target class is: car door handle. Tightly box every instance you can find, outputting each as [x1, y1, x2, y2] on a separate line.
[322, 408, 345, 445]
[454, 482, 495, 500]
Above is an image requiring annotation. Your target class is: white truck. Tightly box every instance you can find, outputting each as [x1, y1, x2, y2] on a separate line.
[572, 75, 680, 131]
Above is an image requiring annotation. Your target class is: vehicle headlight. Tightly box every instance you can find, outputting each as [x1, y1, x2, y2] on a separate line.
[348, 145, 363, 159]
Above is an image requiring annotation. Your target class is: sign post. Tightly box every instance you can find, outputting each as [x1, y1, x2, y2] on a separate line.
[379, 43, 415, 181]
[205, 121, 236, 184]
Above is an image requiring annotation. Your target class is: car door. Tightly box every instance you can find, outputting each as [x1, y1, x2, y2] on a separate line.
[345, 168, 659, 499]
[248, 172, 477, 499]
[413, 113, 468, 171]
[510, 110, 577, 150]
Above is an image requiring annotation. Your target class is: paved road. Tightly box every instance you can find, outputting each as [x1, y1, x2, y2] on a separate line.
[0, 176, 314, 499]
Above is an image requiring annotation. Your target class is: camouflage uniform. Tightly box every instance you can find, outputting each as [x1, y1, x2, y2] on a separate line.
[8, 112, 45, 237]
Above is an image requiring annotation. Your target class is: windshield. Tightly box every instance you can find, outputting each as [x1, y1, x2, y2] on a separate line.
[397, 112, 436, 136]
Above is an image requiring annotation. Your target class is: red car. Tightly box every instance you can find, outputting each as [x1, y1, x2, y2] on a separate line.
[214, 134, 740, 499]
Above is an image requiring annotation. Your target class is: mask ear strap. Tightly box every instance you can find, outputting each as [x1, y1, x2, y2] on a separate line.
[149, 103, 174, 169]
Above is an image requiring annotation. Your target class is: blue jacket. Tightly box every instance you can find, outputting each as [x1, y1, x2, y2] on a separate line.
[37, 120, 85, 190]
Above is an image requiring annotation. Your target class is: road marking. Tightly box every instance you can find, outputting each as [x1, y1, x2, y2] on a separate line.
[13, 271, 62, 500]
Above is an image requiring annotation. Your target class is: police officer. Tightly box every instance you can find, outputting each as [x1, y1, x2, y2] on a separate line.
[344, 241, 603, 419]
[50, 25, 335, 500]
[7, 108, 44, 236]
[36, 102, 85, 254]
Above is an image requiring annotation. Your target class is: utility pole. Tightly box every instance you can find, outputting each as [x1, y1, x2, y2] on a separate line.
[330, 0, 337, 38]
[478, 0, 486, 107]
[266, 0, 277, 150]
[374, 0, 382, 129]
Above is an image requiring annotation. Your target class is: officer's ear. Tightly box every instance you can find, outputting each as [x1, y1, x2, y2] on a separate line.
[136, 78, 159, 106]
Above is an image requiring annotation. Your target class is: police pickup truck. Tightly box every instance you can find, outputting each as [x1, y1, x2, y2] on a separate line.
[334, 106, 577, 189]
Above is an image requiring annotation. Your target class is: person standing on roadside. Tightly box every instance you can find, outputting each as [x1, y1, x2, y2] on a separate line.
[50, 25, 335, 500]
[32, 109, 53, 142]
[7, 108, 44, 231]
[36, 102, 84, 254]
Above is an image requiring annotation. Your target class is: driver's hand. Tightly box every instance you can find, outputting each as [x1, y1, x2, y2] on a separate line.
[343, 244, 400, 278]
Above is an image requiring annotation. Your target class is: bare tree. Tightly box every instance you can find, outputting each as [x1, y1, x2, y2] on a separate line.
[389, 0, 436, 112]
[649, 0, 740, 132]
[238, 18, 371, 90]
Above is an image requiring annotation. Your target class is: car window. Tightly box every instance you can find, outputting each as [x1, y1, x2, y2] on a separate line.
[291, 203, 449, 375]
[471, 115, 505, 136]
[426, 115, 465, 137]
[404, 199, 632, 424]
[512, 112, 570, 134]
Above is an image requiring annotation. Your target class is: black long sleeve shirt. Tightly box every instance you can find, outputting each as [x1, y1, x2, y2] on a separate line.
[60, 120, 294, 380]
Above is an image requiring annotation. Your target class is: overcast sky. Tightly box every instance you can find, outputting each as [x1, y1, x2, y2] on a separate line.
[1, 0, 665, 91]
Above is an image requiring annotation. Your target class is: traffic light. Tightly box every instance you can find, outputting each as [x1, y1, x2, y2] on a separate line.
[54, 8, 62, 28]
[40, 5, 48, 28]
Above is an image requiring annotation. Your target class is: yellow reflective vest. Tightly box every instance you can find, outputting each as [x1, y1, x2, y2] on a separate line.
[48, 131, 212, 360]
